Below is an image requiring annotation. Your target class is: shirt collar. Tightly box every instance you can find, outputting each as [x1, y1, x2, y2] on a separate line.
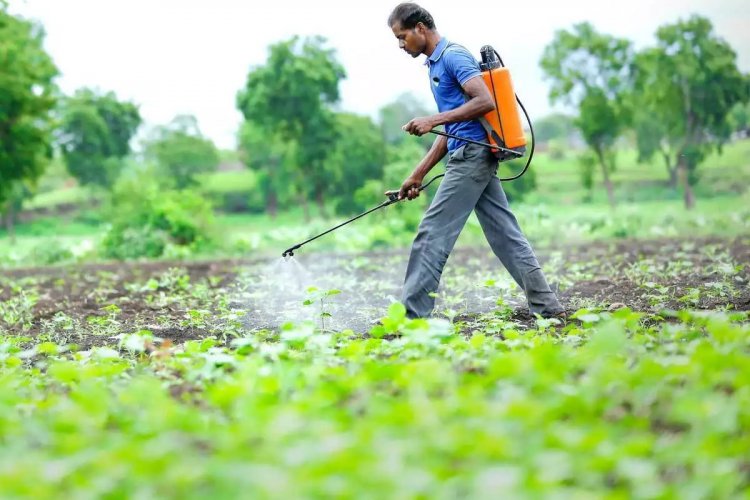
[424, 37, 449, 66]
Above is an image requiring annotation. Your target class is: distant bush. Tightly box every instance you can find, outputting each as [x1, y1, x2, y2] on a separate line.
[31, 241, 74, 265]
[204, 190, 266, 214]
[547, 138, 568, 160]
[199, 170, 261, 214]
[101, 178, 214, 260]
[501, 159, 538, 203]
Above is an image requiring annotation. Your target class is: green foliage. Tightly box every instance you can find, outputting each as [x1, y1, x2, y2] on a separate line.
[351, 140, 430, 228]
[632, 15, 750, 205]
[237, 121, 298, 217]
[29, 239, 74, 265]
[237, 36, 346, 214]
[729, 102, 749, 134]
[58, 88, 141, 189]
[302, 286, 341, 331]
[326, 113, 387, 215]
[101, 177, 214, 260]
[198, 170, 259, 213]
[578, 151, 597, 197]
[500, 161, 537, 203]
[0, 6, 58, 206]
[541, 22, 633, 207]
[378, 92, 435, 150]
[0, 307, 749, 495]
[145, 115, 219, 189]
[533, 113, 576, 144]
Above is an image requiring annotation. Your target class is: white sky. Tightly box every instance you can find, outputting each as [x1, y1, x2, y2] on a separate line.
[9, 0, 750, 150]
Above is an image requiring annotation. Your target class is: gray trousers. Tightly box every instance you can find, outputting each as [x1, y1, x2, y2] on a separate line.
[402, 143, 563, 318]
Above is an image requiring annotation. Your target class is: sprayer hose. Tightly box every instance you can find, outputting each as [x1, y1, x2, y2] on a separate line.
[493, 49, 535, 182]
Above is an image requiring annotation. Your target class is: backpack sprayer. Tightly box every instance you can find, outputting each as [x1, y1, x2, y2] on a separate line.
[282, 45, 534, 258]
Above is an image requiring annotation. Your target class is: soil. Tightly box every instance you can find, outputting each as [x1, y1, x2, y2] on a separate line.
[1, 236, 748, 349]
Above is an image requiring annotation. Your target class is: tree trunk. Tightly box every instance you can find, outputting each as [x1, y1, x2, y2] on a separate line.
[596, 149, 616, 209]
[677, 156, 695, 209]
[667, 166, 679, 189]
[267, 191, 277, 220]
[679, 79, 697, 210]
[316, 186, 327, 219]
[662, 151, 678, 189]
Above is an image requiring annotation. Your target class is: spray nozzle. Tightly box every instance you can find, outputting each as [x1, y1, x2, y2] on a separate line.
[282, 246, 299, 258]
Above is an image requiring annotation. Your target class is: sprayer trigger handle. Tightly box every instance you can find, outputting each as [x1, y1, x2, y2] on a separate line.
[384, 190, 400, 202]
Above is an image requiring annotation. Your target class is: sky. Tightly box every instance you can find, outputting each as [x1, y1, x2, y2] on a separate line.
[9, 0, 750, 151]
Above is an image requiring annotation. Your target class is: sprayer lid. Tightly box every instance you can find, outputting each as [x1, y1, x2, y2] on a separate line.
[480, 45, 501, 70]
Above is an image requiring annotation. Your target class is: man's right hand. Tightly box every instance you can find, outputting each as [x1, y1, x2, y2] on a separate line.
[398, 175, 423, 200]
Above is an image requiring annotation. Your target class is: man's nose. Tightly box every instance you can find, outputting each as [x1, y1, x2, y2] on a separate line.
[399, 39, 405, 49]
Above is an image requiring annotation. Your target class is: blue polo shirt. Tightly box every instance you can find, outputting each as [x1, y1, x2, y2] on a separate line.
[425, 38, 487, 152]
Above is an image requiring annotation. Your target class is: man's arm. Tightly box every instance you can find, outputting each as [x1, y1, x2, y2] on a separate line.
[402, 76, 495, 136]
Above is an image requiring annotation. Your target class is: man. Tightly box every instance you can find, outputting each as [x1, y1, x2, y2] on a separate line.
[388, 2, 565, 320]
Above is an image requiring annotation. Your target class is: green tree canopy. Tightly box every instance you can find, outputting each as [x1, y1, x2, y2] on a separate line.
[729, 102, 750, 135]
[0, 5, 58, 212]
[378, 92, 434, 150]
[632, 15, 750, 208]
[58, 88, 141, 189]
[533, 113, 576, 144]
[237, 121, 299, 218]
[541, 23, 633, 208]
[325, 112, 387, 215]
[236, 36, 345, 217]
[145, 115, 219, 189]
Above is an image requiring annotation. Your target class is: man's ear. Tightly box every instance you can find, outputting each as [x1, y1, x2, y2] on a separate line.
[415, 22, 425, 34]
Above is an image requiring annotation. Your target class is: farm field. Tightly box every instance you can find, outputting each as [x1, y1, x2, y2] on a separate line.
[3, 1, 750, 496]
[1, 236, 749, 496]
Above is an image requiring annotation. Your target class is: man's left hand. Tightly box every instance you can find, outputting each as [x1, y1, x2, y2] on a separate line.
[402, 116, 436, 136]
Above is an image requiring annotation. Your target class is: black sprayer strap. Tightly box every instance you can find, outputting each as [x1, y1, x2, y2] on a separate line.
[281, 173, 446, 257]
[429, 129, 523, 157]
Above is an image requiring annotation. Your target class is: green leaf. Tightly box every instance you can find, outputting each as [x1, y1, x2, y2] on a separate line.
[388, 302, 406, 323]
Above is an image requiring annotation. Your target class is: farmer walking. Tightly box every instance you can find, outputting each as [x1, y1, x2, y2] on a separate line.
[387, 2, 565, 319]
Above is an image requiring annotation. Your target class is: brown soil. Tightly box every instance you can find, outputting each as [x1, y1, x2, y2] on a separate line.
[1, 236, 748, 349]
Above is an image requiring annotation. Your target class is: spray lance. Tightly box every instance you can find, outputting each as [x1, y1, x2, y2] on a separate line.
[281, 173, 444, 258]
[282, 45, 534, 258]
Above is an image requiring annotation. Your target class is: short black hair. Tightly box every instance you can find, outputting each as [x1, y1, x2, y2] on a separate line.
[388, 3, 435, 30]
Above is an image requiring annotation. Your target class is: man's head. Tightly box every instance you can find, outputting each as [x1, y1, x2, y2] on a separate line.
[388, 3, 437, 58]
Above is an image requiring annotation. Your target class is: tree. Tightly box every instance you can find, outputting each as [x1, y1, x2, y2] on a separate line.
[58, 88, 141, 189]
[146, 115, 219, 189]
[236, 36, 345, 218]
[632, 16, 749, 208]
[352, 139, 429, 215]
[378, 92, 434, 150]
[728, 102, 749, 137]
[0, 5, 58, 239]
[533, 113, 576, 144]
[324, 113, 386, 215]
[540, 23, 633, 208]
[631, 103, 679, 187]
[237, 121, 298, 219]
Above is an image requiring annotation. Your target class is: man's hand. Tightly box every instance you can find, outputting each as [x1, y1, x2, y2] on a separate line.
[402, 116, 436, 136]
[398, 175, 423, 200]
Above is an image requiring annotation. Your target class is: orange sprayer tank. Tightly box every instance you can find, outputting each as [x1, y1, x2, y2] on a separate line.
[479, 46, 526, 151]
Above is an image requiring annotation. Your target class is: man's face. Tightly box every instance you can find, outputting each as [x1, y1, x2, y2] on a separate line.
[391, 22, 425, 58]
